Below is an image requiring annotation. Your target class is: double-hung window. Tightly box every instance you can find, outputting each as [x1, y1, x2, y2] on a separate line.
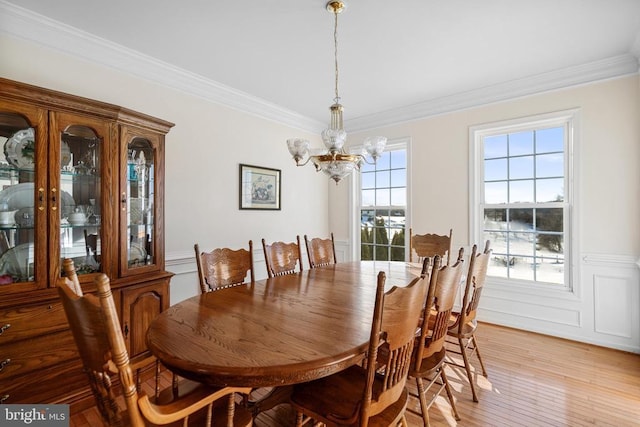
[359, 140, 407, 261]
[471, 110, 577, 289]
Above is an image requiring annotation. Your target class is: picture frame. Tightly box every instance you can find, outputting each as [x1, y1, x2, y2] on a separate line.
[239, 164, 281, 210]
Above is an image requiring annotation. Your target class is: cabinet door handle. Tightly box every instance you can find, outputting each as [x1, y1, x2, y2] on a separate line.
[0, 324, 10, 335]
[51, 188, 58, 211]
[0, 359, 10, 372]
[38, 187, 45, 211]
[123, 323, 129, 338]
[121, 192, 127, 210]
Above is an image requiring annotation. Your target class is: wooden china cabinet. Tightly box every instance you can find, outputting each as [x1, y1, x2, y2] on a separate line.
[0, 78, 173, 410]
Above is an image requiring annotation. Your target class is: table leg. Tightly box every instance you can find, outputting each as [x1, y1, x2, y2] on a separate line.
[247, 385, 293, 417]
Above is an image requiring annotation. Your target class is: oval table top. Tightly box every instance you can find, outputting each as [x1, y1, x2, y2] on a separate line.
[146, 261, 423, 388]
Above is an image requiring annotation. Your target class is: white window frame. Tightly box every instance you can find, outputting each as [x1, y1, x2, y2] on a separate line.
[469, 109, 580, 296]
[350, 137, 410, 261]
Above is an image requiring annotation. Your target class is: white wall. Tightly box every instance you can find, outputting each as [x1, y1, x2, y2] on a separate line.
[0, 34, 331, 303]
[330, 76, 640, 352]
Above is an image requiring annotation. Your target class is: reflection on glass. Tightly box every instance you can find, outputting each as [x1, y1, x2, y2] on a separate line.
[60, 125, 102, 275]
[0, 114, 36, 284]
[127, 137, 154, 269]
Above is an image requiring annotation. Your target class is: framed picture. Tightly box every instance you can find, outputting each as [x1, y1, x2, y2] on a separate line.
[239, 164, 281, 210]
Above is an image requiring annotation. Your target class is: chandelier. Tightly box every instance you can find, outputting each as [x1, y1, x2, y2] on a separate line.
[287, 1, 386, 184]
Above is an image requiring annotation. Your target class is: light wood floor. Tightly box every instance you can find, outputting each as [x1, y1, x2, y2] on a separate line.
[70, 323, 640, 426]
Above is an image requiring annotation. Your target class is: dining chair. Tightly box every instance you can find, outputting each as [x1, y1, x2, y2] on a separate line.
[446, 240, 491, 402]
[289, 270, 429, 427]
[58, 260, 253, 427]
[304, 232, 337, 268]
[409, 254, 465, 426]
[194, 240, 255, 293]
[62, 258, 160, 395]
[262, 236, 303, 278]
[409, 228, 453, 265]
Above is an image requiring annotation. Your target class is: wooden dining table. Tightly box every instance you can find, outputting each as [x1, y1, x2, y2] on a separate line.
[146, 261, 424, 411]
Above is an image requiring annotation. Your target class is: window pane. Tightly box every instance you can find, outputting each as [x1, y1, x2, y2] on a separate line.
[484, 208, 507, 229]
[362, 189, 375, 206]
[510, 257, 535, 281]
[376, 151, 390, 169]
[375, 188, 390, 205]
[509, 180, 534, 203]
[536, 208, 563, 232]
[536, 127, 563, 153]
[509, 131, 534, 156]
[484, 135, 507, 159]
[390, 169, 405, 187]
[485, 181, 508, 204]
[509, 208, 533, 231]
[485, 158, 507, 181]
[536, 153, 563, 178]
[360, 145, 407, 262]
[390, 188, 406, 206]
[509, 156, 534, 180]
[390, 150, 406, 169]
[376, 170, 390, 187]
[361, 161, 375, 173]
[361, 171, 375, 189]
[536, 178, 564, 202]
[361, 209, 375, 225]
[361, 244, 373, 260]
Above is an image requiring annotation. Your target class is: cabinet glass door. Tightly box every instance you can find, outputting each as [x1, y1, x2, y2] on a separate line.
[59, 125, 102, 275]
[126, 137, 155, 270]
[0, 113, 38, 285]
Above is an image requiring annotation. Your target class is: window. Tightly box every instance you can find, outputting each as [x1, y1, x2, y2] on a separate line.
[359, 141, 407, 261]
[471, 111, 577, 288]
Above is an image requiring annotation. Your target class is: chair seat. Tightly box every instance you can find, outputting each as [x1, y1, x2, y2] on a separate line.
[291, 365, 408, 427]
[410, 346, 446, 378]
[447, 313, 478, 338]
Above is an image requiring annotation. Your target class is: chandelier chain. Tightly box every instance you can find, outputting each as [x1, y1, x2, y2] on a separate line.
[333, 9, 340, 104]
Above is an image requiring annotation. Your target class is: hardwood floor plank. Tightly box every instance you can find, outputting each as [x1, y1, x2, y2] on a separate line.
[69, 323, 640, 426]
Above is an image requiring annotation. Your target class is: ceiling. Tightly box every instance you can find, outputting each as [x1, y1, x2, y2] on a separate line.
[3, 0, 640, 132]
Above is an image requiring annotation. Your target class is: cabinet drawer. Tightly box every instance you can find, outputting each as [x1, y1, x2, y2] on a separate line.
[0, 330, 78, 381]
[0, 302, 69, 343]
[0, 358, 88, 404]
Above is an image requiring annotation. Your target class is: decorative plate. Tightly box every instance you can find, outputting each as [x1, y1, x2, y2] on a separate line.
[4, 128, 35, 169]
[0, 243, 34, 282]
[61, 141, 71, 167]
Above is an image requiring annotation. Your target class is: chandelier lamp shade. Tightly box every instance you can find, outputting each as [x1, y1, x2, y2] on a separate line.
[287, 1, 386, 184]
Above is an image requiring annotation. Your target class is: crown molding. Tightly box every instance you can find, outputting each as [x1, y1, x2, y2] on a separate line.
[345, 54, 640, 132]
[0, 1, 326, 133]
[1, 1, 638, 134]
